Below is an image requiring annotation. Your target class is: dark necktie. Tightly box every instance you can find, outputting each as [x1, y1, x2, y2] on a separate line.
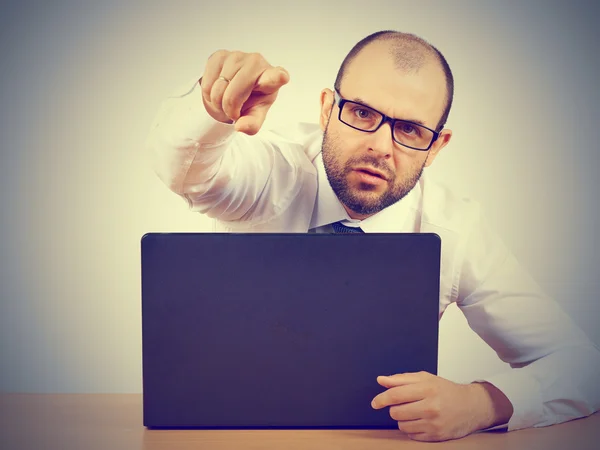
[332, 221, 364, 233]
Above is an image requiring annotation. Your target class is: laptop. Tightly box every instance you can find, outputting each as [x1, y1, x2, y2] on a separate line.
[141, 232, 441, 429]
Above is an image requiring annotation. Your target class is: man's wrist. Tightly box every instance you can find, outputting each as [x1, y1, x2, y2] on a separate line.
[468, 381, 514, 430]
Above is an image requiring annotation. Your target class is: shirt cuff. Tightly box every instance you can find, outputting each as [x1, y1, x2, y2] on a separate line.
[474, 369, 544, 431]
[166, 78, 236, 146]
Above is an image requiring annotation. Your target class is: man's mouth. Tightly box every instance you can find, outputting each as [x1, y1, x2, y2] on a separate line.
[354, 166, 388, 181]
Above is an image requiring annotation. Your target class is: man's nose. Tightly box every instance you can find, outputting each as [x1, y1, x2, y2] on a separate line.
[367, 121, 394, 159]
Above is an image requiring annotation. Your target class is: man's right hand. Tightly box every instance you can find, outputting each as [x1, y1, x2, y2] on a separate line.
[200, 50, 290, 135]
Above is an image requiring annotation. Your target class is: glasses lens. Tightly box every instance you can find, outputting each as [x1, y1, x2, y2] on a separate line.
[393, 121, 434, 150]
[340, 101, 382, 131]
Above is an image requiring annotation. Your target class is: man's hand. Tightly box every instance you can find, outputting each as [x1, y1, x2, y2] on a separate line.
[371, 372, 513, 442]
[200, 50, 290, 135]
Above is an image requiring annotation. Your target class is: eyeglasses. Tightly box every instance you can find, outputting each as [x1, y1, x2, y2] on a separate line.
[334, 90, 440, 151]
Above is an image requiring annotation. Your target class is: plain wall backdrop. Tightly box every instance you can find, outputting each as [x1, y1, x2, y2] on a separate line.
[1, 0, 599, 393]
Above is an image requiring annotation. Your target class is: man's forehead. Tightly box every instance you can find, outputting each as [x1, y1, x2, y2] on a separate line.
[341, 65, 446, 126]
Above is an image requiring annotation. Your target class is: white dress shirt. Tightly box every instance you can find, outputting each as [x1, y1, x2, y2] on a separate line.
[147, 79, 600, 431]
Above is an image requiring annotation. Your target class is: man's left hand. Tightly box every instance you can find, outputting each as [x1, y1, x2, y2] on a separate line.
[371, 371, 512, 442]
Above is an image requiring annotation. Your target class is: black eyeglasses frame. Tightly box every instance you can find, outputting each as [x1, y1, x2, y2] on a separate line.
[334, 90, 441, 151]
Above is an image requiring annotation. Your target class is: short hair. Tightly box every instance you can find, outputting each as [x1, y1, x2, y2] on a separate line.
[333, 31, 454, 130]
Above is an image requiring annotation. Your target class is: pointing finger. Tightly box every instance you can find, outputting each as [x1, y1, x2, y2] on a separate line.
[234, 106, 267, 135]
[233, 79, 282, 135]
[255, 66, 290, 94]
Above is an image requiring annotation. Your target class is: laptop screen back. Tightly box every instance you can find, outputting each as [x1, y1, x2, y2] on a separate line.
[141, 233, 441, 428]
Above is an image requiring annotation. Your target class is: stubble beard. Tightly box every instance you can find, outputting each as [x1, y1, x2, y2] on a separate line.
[321, 127, 426, 217]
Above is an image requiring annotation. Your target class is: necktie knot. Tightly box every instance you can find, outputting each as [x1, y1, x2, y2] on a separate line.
[332, 221, 364, 233]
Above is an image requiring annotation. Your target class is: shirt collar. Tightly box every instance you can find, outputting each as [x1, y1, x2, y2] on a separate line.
[309, 152, 350, 229]
[309, 151, 421, 232]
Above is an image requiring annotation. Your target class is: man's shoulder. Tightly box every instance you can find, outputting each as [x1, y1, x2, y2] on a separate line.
[419, 174, 482, 235]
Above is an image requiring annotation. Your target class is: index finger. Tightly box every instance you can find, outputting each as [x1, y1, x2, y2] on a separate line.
[255, 66, 290, 94]
[223, 65, 289, 122]
[371, 383, 427, 410]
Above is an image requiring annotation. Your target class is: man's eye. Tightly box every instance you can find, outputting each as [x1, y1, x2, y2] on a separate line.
[354, 108, 373, 119]
[400, 124, 416, 134]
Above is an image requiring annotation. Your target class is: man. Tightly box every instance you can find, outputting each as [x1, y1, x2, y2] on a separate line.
[146, 31, 600, 441]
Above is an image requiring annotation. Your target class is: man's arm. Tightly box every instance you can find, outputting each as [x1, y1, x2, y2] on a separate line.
[370, 198, 598, 442]
[456, 210, 600, 431]
[145, 51, 301, 222]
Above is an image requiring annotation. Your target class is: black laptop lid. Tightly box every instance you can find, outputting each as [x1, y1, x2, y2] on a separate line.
[141, 233, 441, 428]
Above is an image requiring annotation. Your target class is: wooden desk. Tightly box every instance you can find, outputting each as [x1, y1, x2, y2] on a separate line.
[1, 394, 598, 450]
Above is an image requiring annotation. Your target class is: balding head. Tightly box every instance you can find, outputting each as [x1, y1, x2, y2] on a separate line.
[334, 31, 454, 130]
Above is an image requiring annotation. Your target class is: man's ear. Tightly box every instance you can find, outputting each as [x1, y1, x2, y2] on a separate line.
[319, 89, 335, 131]
[424, 129, 452, 167]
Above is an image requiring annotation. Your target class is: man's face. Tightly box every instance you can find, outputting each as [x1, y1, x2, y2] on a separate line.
[321, 124, 427, 217]
[320, 42, 451, 219]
